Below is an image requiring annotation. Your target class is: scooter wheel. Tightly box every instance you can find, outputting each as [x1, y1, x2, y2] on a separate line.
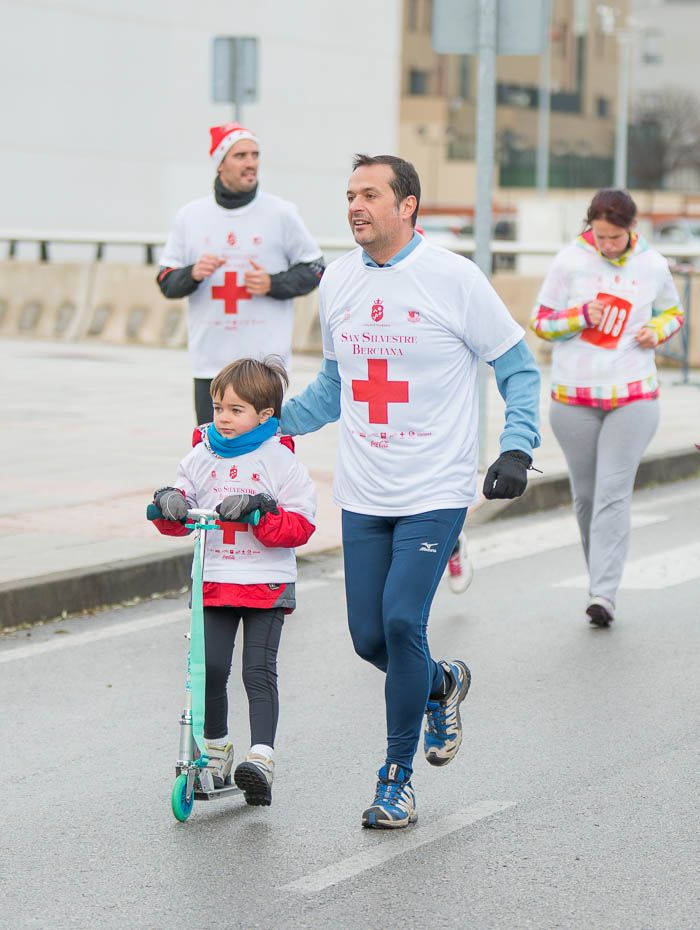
[171, 773, 194, 822]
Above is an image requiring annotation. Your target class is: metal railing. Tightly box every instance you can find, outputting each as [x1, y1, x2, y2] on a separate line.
[4, 227, 700, 264]
[1, 228, 696, 377]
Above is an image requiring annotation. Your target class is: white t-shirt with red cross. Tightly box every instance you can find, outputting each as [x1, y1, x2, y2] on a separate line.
[320, 238, 524, 516]
[161, 191, 322, 377]
[173, 436, 316, 584]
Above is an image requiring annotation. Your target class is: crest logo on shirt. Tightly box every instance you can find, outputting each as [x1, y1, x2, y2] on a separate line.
[229, 465, 238, 479]
[211, 470, 217, 479]
[371, 298, 384, 322]
[253, 234, 263, 245]
[342, 307, 353, 320]
[251, 472, 261, 481]
[407, 310, 420, 323]
[227, 231, 237, 246]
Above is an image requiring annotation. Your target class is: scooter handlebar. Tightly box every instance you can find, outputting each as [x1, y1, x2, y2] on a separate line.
[146, 504, 261, 526]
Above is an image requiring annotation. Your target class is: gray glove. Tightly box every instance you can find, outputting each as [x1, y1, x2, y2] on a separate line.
[153, 487, 188, 521]
[216, 494, 251, 521]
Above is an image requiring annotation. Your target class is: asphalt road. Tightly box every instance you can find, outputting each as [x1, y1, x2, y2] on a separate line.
[2, 478, 700, 930]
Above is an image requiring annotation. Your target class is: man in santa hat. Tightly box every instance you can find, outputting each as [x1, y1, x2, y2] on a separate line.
[158, 123, 325, 424]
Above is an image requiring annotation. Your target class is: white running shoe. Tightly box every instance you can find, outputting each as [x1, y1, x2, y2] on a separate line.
[446, 531, 474, 594]
[234, 751, 274, 806]
[203, 741, 234, 788]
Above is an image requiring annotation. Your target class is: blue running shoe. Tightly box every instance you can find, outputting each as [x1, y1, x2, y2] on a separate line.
[361, 763, 417, 829]
[424, 660, 471, 767]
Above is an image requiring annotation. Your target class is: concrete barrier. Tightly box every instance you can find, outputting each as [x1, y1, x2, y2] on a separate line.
[0, 261, 94, 341]
[0, 260, 695, 366]
[81, 264, 187, 348]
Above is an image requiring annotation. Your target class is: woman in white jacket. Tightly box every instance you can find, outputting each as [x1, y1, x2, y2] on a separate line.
[531, 189, 684, 627]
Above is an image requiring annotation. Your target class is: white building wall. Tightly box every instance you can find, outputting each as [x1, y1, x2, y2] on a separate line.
[0, 0, 402, 241]
[631, 0, 700, 95]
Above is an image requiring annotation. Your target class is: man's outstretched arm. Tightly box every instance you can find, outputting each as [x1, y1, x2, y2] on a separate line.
[483, 339, 541, 499]
[279, 359, 341, 436]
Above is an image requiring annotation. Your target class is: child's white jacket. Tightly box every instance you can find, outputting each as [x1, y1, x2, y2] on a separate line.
[154, 429, 315, 608]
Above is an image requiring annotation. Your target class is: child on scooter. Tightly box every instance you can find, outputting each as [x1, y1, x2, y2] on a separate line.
[151, 356, 316, 806]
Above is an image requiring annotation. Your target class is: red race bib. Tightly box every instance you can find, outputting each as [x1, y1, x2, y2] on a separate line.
[580, 292, 632, 349]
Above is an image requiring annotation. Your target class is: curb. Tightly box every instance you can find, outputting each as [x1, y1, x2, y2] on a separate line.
[1, 448, 698, 630]
[471, 446, 700, 524]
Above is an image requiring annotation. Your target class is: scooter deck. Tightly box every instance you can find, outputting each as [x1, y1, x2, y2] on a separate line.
[194, 784, 242, 801]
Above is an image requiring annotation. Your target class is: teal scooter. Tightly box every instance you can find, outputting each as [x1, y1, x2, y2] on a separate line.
[146, 504, 260, 821]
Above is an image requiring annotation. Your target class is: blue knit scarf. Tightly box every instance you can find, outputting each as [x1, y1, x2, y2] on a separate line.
[207, 417, 279, 458]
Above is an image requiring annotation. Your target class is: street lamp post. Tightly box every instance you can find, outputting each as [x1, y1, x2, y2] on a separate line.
[614, 29, 631, 188]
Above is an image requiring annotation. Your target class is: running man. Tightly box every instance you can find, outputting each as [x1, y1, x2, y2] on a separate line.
[158, 123, 325, 424]
[280, 154, 541, 828]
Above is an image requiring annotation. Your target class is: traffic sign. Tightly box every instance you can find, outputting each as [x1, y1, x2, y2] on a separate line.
[212, 36, 258, 115]
[432, 0, 547, 55]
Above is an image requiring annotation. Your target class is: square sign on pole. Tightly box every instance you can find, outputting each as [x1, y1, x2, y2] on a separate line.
[432, 0, 547, 55]
[212, 36, 258, 121]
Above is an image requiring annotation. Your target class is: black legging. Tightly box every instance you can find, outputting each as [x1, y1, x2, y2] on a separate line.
[194, 378, 213, 425]
[203, 606, 285, 747]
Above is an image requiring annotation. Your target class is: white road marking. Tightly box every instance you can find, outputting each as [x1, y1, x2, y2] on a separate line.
[322, 512, 667, 584]
[555, 542, 700, 591]
[0, 581, 333, 664]
[0, 609, 187, 664]
[471, 511, 665, 569]
[282, 800, 516, 895]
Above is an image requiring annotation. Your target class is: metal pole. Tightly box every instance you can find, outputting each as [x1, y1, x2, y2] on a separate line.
[614, 30, 630, 188]
[536, 0, 552, 195]
[475, 0, 498, 470]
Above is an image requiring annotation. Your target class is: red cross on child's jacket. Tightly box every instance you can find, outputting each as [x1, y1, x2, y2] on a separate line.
[352, 358, 409, 424]
[216, 520, 249, 545]
[211, 271, 251, 314]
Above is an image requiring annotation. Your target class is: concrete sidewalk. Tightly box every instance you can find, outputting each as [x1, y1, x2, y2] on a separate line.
[1, 337, 698, 626]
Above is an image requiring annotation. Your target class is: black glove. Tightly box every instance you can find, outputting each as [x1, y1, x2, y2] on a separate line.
[482, 450, 531, 500]
[244, 493, 279, 517]
[216, 493, 279, 521]
[216, 494, 251, 521]
[153, 487, 188, 521]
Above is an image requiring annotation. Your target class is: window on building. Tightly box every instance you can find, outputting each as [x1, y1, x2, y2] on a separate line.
[597, 96, 609, 118]
[408, 69, 430, 95]
[642, 28, 662, 65]
[407, 0, 418, 31]
[423, 0, 433, 32]
[458, 55, 471, 100]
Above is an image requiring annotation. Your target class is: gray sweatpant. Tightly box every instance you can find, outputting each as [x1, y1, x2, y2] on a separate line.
[549, 399, 659, 605]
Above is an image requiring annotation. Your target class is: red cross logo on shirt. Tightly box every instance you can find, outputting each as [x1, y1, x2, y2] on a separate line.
[351, 359, 409, 424]
[216, 520, 249, 545]
[211, 272, 251, 314]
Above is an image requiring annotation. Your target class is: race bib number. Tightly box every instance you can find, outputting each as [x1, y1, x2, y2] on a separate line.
[580, 292, 632, 349]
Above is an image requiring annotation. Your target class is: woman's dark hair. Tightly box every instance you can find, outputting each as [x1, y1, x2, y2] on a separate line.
[585, 188, 637, 229]
[351, 154, 421, 226]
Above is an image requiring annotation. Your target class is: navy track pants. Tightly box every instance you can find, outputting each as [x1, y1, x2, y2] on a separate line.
[342, 507, 466, 772]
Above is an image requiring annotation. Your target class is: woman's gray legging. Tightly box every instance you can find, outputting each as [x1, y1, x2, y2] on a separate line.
[549, 399, 659, 605]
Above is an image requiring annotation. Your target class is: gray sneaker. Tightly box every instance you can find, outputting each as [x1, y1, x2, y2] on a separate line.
[234, 752, 274, 806]
[204, 741, 234, 788]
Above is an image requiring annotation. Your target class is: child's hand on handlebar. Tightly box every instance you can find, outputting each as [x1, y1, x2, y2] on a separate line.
[216, 494, 251, 521]
[153, 487, 188, 521]
[216, 492, 279, 521]
[245, 493, 279, 516]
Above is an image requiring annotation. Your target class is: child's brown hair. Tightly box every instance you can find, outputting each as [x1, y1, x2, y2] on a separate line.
[210, 356, 289, 418]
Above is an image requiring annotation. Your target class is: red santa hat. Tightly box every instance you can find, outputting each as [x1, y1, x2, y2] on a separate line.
[209, 123, 259, 167]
